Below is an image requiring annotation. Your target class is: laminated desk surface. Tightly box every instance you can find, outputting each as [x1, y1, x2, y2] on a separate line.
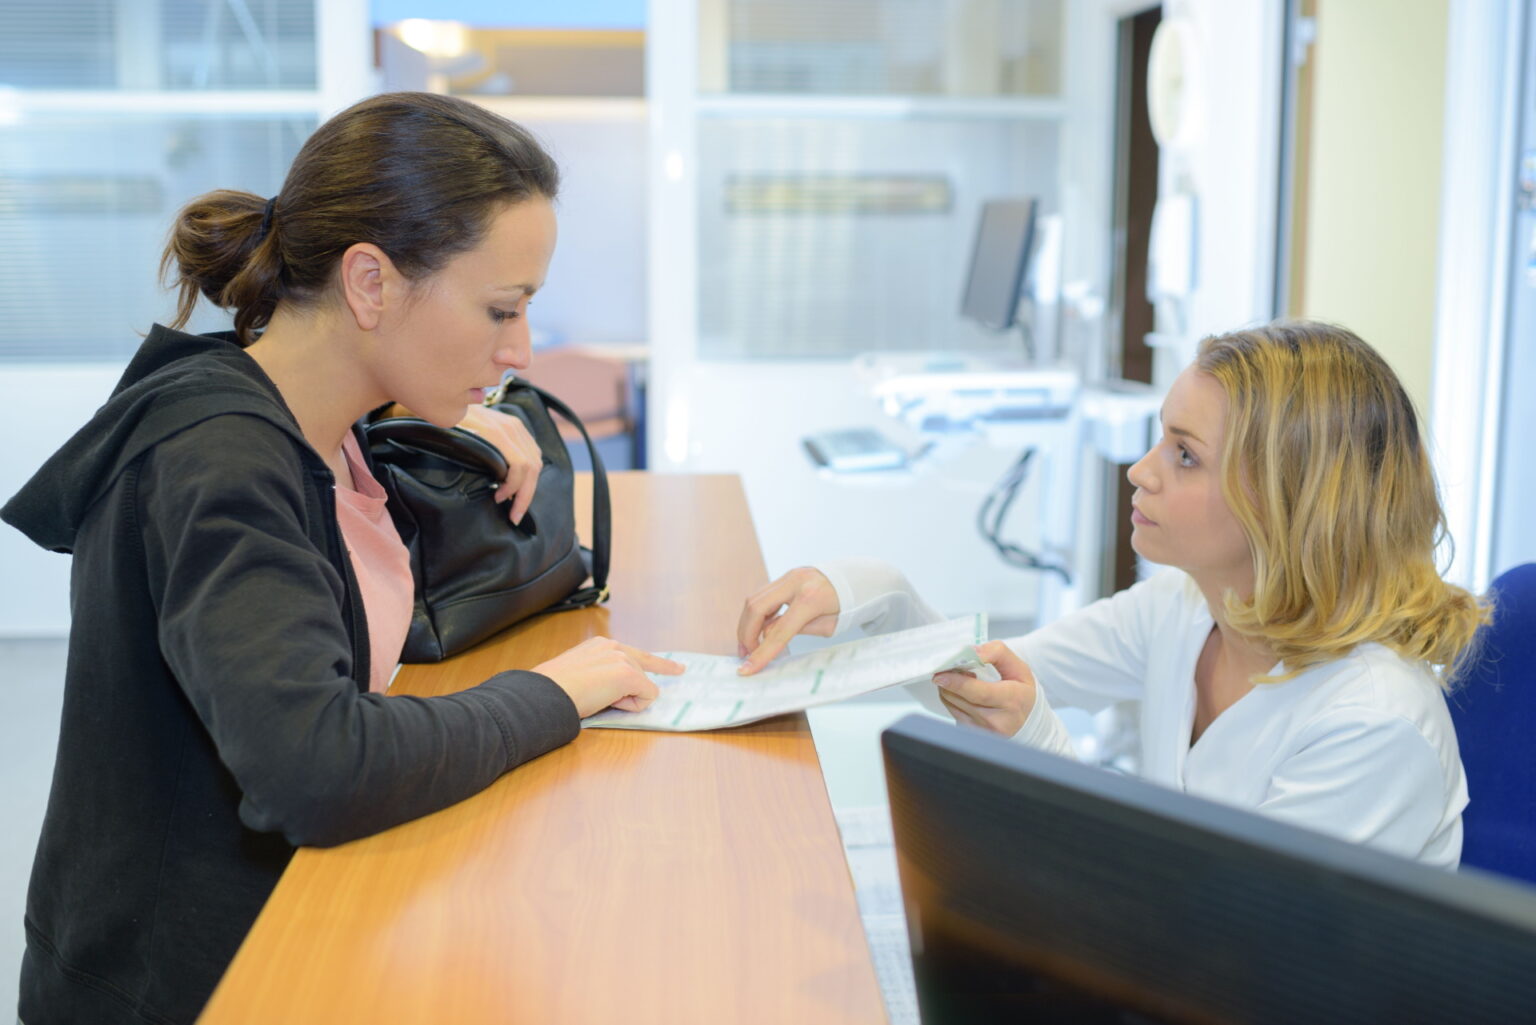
[198, 472, 887, 1025]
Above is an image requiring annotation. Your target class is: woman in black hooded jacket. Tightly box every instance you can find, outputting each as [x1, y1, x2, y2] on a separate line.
[2, 92, 676, 1025]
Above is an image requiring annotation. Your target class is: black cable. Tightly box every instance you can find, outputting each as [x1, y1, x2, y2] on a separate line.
[976, 446, 1072, 583]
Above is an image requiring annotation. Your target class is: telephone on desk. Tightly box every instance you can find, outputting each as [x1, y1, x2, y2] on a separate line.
[802, 427, 911, 472]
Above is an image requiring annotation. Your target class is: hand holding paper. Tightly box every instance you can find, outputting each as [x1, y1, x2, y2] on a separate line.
[582, 615, 994, 732]
[932, 639, 1039, 736]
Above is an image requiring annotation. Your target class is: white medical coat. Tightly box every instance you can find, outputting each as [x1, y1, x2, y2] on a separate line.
[821, 559, 1467, 868]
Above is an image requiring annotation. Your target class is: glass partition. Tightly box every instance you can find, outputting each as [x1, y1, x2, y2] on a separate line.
[0, 114, 314, 361]
[0, 0, 356, 362]
[1, 0, 319, 90]
[702, 0, 1062, 97]
[696, 115, 1059, 358]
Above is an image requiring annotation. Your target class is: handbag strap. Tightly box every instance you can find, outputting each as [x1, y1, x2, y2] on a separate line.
[506, 380, 612, 605]
[364, 418, 510, 479]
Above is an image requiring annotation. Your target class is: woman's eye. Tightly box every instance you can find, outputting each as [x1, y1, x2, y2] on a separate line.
[1177, 444, 1196, 468]
[489, 308, 519, 323]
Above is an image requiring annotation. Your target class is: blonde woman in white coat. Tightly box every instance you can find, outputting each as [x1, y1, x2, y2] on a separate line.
[737, 322, 1486, 868]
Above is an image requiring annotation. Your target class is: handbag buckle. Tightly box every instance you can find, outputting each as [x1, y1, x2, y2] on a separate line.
[483, 372, 518, 406]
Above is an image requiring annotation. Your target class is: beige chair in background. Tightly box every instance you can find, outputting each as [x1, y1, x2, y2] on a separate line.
[518, 346, 645, 469]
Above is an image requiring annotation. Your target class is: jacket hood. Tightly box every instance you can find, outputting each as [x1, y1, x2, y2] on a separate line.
[2, 324, 311, 553]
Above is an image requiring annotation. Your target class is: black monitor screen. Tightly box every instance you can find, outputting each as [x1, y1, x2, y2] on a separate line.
[882, 714, 1536, 1024]
[960, 198, 1038, 331]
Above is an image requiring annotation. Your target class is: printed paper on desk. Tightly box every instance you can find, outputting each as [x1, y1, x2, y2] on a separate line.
[582, 615, 991, 732]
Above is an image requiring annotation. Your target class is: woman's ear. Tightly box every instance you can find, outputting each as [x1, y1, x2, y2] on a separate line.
[337, 242, 397, 331]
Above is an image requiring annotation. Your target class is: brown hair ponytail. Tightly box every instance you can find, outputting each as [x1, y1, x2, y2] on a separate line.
[159, 92, 561, 345]
[160, 190, 285, 344]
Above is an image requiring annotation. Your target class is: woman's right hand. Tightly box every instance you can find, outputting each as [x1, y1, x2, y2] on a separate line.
[533, 637, 683, 718]
[736, 567, 841, 676]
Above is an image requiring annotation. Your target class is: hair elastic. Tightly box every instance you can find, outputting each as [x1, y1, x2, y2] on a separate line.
[258, 196, 277, 240]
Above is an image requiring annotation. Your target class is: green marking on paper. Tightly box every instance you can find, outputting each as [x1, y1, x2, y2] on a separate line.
[727, 700, 743, 723]
[812, 669, 824, 694]
[671, 701, 693, 727]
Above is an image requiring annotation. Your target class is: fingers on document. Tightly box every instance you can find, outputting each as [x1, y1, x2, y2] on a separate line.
[610, 691, 655, 713]
[645, 653, 685, 675]
[618, 643, 684, 675]
[746, 603, 829, 676]
[740, 609, 843, 675]
[736, 578, 794, 662]
[736, 621, 788, 677]
[937, 689, 991, 731]
[974, 640, 1033, 683]
[617, 669, 660, 708]
[739, 622, 796, 675]
[932, 669, 974, 685]
[934, 670, 1012, 709]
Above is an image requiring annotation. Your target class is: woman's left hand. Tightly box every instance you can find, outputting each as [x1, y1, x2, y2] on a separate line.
[457, 404, 543, 524]
[931, 640, 1038, 737]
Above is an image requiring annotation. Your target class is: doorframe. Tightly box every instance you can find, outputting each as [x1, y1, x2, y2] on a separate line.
[1429, 0, 1527, 591]
[1103, 4, 1162, 597]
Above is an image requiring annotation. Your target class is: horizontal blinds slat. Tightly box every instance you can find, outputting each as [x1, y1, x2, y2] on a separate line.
[0, 114, 315, 362]
[0, 0, 317, 90]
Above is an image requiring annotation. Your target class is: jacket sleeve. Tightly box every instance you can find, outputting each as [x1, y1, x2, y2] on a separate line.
[136, 415, 580, 848]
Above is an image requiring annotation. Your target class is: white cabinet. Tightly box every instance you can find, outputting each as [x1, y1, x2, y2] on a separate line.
[647, 0, 1085, 624]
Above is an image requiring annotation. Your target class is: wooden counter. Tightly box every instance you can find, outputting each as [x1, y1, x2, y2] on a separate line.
[199, 473, 887, 1024]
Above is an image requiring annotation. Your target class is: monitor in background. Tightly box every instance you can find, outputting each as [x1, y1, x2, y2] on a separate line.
[882, 714, 1536, 1024]
[960, 197, 1038, 333]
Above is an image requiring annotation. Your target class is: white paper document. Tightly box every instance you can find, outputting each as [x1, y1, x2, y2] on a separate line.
[582, 615, 991, 732]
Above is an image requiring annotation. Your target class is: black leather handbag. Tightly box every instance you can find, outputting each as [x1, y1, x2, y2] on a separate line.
[363, 379, 610, 663]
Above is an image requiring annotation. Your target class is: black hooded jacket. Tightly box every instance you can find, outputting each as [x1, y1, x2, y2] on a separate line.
[2, 325, 580, 1025]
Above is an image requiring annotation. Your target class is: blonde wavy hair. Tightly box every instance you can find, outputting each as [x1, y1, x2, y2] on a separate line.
[1195, 321, 1487, 685]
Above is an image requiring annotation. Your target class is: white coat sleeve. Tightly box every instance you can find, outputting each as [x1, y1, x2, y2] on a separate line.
[820, 563, 1180, 753]
[1257, 709, 1461, 868]
[817, 557, 948, 637]
[1004, 569, 1183, 715]
[1006, 679, 1080, 757]
[816, 557, 986, 727]
[978, 576, 1170, 753]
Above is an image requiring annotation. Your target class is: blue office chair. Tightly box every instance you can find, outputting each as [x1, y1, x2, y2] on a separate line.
[1450, 562, 1536, 884]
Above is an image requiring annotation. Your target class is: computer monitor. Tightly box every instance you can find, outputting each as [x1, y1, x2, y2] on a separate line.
[882, 714, 1536, 1024]
[960, 198, 1039, 332]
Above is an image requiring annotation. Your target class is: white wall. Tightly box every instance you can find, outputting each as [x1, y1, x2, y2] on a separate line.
[1298, 0, 1448, 423]
[0, 367, 125, 636]
[1162, 0, 1284, 358]
[473, 98, 649, 347]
